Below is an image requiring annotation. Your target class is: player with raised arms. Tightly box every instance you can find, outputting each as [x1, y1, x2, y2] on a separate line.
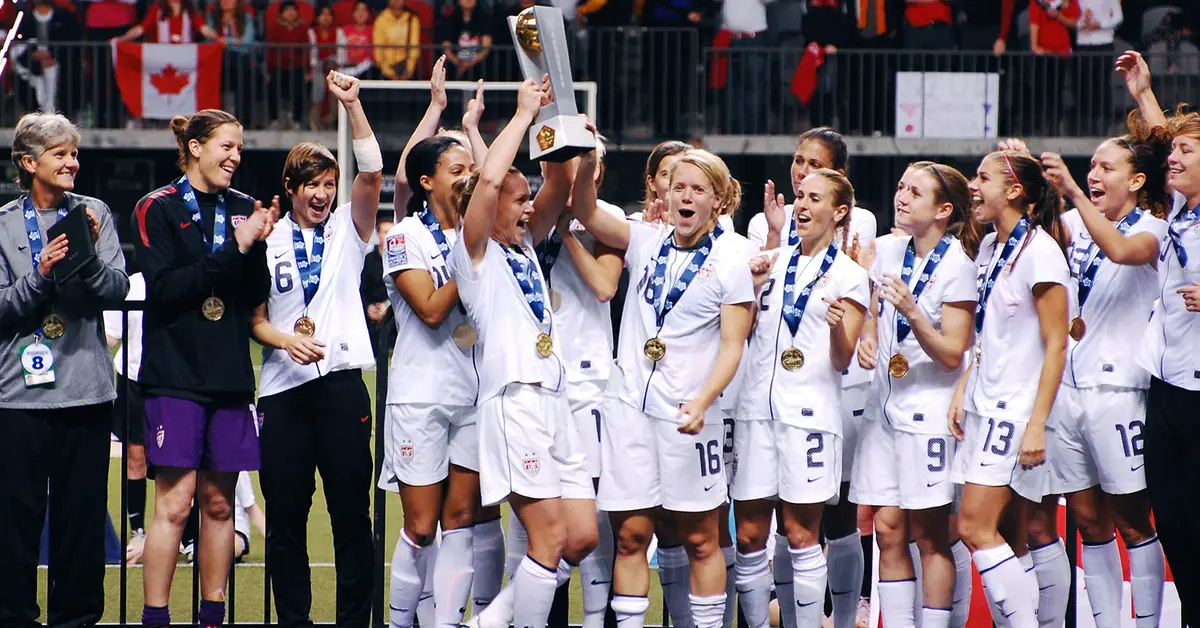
[249, 70, 382, 628]
[849, 162, 979, 628]
[572, 145, 755, 628]
[947, 150, 1069, 628]
[133, 109, 277, 628]
[448, 78, 598, 628]
[748, 127, 875, 628]
[731, 168, 868, 628]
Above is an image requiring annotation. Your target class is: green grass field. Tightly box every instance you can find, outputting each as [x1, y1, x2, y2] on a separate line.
[36, 364, 666, 624]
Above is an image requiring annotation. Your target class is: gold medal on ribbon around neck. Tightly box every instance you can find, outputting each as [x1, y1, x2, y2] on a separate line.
[294, 316, 316, 338]
[41, 314, 65, 339]
[1069, 317, 1086, 341]
[536, 332, 553, 357]
[780, 347, 805, 371]
[889, 353, 910, 378]
[202, 297, 225, 322]
[452, 324, 478, 349]
[644, 337, 666, 362]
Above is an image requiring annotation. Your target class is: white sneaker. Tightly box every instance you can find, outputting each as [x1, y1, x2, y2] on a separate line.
[125, 529, 146, 565]
[854, 597, 871, 628]
[181, 541, 195, 563]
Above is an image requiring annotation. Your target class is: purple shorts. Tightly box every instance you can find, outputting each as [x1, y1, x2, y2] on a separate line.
[145, 396, 261, 472]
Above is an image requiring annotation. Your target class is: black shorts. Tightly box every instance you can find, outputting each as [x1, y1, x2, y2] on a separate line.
[112, 374, 146, 445]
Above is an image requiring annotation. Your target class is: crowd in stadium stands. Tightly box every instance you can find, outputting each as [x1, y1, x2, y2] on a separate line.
[0, 0, 1196, 133]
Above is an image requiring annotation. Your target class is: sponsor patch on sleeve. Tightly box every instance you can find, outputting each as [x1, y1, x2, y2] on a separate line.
[385, 234, 407, 266]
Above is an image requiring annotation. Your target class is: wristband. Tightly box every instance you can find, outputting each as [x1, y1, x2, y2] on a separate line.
[353, 135, 383, 173]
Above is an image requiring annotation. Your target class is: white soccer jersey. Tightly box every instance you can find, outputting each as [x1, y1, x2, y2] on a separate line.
[868, 235, 977, 434]
[259, 205, 374, 397]
[737, 245, 870, 434]
[966, 228, 1071, 422]
[616, 221, 756, 423]
[545, 200, 626, 387]
[449, 234, 566, 403]
[1062, 208, 1166, 389]
[1139, 192, 1200, 391]
[382, 217, 479, 406]
[104, 272, 146, 380]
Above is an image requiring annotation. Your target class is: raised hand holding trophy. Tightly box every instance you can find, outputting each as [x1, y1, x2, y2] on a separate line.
[508, 6, 596, 162]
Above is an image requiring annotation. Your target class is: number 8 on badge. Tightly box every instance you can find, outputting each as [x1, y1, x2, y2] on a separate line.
[21, 342, 55, 386]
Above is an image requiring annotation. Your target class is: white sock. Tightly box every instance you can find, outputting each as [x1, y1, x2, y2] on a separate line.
[472, 519, 506, 614]
[691, 593, 727, 628]
[722, 546, 736, 628]
[1030, 539, 1070, 628]
[579, 513, 614, 628]
[920, 606, 952, 628]
[974, 544, 1036, 628]
[417, 542, 437, 628]
[877, 579, 918, 628]
[735, 548, 773, 628]
[512, 556, 560, 628]
[1017, 552, 1039, 617]
[1081, 538, 1123, 628]
[827, 533, 864, 628]
[507, 516, 529, 578]
[774, 534, 796, 628]
[612, 594, 650, 628]
[473, 584, 514, 628]
[789, 545, 827, 628]
[1127, 536, 1166, 628]
[434, 527, 475, 626]
[557, 559, 575, 587]
[950, 541, 973, 628]
[389, 529, 429, 628]
[910, 541, 924, 628]
[658, 545, 694, 628]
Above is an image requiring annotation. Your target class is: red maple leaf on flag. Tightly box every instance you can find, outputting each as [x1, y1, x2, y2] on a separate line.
[149, 64, 190, 96]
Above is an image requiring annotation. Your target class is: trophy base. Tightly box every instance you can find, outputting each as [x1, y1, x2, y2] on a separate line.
[529, 114, 596, 163]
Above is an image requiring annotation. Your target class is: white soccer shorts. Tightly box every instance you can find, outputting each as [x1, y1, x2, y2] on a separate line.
[722, 414, 735, 487]
[476, 383, 594, 508]
[951, 411, 1047, 503]
[378, 402, 479, 490]
[597, 399, 728, 513]
[1049, 384, 1148, 495]
[849, 418, 956, 510]
[841, 382, 870, 478]
[569, 380, 607, 480]
[730, 419, 842, 506]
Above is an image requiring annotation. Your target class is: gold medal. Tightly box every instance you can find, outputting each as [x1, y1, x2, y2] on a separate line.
[643, 337, 666, 362]
[41, 314, 65, 339]
[1069, 317, 1086, 341]
[780, 347, 805, 371]
[889, 353, 910, 378]
[202, 297, 225, 322]
[294, 316, 316, 338]
[452, 324, 478, 349]
[550, 288, 563, 312]
[536, 332, 553, 357]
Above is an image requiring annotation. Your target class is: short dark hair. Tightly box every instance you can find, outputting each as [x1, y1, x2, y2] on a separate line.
[282, 142, 339, 195]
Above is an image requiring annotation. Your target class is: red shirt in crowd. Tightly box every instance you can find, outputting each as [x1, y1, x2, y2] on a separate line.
[343, 24, 374, 66]
[140, 4, 206, 43]
[268, 20, 310, 70]
[1030, 0, 1080, 55]
[905, 0, 952, 27]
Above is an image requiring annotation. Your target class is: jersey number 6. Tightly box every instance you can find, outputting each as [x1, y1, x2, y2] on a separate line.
[274, 261, 294, 293]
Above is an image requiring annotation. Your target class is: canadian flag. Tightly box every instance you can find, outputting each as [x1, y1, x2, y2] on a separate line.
[112, 42, 223, 120]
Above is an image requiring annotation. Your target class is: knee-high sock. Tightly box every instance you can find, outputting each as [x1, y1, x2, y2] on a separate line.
[472, 519, 506, 614]
[1017, 552, 1039, 618]
[774, 534, 796, 628]
[691, 593, 727, 628]
[910, 541, 924, 628]
[790, 545, 828, 628]
[507, 516, 529, 578]
[417, 542, 437, 628]
[658, 545, 694, 628]
[827, 532, 864, 628]
[920, 607, 952, 628]
[390, 530, 431, 628]
[735, 548, 773, 628]
[612, 594, 650, 628]
[1081, 538, 1122, 628]
[512, 556, 559, 628]
[974, 544, 1036, 628]
[579, 512, 615, 628]
[950, 541, 973, 628]
[434, 527, 475, 627]
[1030, 539, 1070, 628]
[1127, 536, 1166, 628]
[722, 545, 736, 628]
[877, 579, 917, 628]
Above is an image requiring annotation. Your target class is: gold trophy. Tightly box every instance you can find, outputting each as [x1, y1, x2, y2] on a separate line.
[509, 6, 596, 162]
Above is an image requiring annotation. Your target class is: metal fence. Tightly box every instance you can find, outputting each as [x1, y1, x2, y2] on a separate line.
[4, 35, 1197, 144]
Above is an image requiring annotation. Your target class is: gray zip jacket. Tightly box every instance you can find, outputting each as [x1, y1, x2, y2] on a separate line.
[0, 192, 129, 409]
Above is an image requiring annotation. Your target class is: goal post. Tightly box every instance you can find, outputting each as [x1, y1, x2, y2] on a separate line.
[337, 79, 599, 208]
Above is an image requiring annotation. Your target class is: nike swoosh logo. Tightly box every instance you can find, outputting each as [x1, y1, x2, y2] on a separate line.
[1093, 612, 1103, 617]
[431, 253, 440, 259]
[1135, 614, 1156, 619]
[274, 252, 287, 259]
[590, 579, 612, 585]
[980, 461, 999, 467]
[704, 483, 717, 491]
[797, 601, 818, 608]
[1003, 611, 1017, 618]
[927, 481, 943, 487]
[180, 222, 191, 229]
[1131, 463, 1145, 471]
[807, 477, 821, 483]
[1039, 585, 1053, 591]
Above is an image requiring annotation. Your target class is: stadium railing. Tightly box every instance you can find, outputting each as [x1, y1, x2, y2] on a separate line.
[2, 36, 1196, 145]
